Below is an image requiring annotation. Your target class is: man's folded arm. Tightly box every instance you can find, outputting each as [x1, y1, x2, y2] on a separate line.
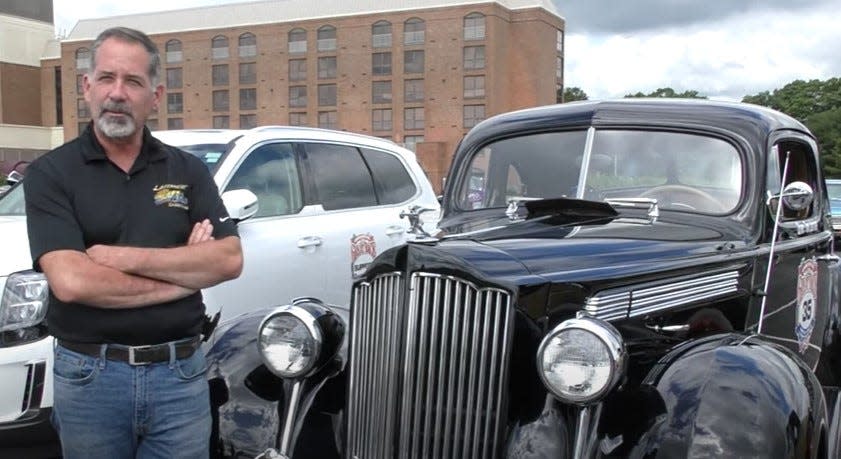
[39, 250, 197, 309]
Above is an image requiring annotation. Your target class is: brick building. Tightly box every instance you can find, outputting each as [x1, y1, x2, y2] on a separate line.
[0, 0, 63, 173]
[40, 0, 564, 189]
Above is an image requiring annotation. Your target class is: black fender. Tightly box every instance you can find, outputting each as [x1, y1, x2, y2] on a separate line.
[205, 308, 344, 459]
[626, 333, 827, 459]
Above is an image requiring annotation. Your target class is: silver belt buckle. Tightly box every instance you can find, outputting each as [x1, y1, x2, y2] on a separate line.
[128, 344, 154, 365]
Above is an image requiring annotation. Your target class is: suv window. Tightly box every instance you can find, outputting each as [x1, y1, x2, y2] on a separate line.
[361, 148, 417, 204]
[225, 142, 302, 217]
[306, 143, 377, 210]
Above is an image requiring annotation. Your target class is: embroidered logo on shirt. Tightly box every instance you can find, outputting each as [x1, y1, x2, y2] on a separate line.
[153, 184, 189, 210]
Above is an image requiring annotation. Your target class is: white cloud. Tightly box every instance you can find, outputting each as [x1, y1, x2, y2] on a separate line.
[565, 3, 841, 100]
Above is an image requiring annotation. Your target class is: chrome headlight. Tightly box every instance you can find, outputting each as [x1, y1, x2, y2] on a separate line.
[0, 271, 49, 332]
[537, 317, 626, 405]
[258, 304, 323, 379]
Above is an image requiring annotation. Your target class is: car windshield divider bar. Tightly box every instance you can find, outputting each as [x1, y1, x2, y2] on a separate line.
[758, 150, 790, 335]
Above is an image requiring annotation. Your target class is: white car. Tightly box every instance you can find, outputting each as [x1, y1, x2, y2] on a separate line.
[0, 126, 439, 455]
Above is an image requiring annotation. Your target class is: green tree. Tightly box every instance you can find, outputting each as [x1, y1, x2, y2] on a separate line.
[743, 77, 841, 177]
[624, 87, 706, 99]
[561, 86, 588, 103]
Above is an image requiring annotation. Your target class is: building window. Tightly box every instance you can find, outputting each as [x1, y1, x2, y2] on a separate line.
[372, 52, 391, 76]
[166, 68, 182, 89]
[211, 65, 228, 87]
[76, 74, 85, 94]
[76, 98, 89, 118]
[556, 56, 563, 80]
[168, 118, 183, 130]
[404, 135, 424, 152]
[165, 39, 183, 63]
[404, 79, 424, 102]
[464, 46, 485, 70]
[238, 32, 257, 58]
[372, 81, 392, 104]
[404, 50, 424, 74]
[240, 114, 257, 129]
[372, 21, 392, 48]
[464, 75, 485, 98]
[464, 13, 486, 41]
[318, 84, 337, 106]
[213, 115, 229, 129]
[239, 62, 257, 84]
[404, 18, 425, 45]
[404, 107, 424, 130]
[240, 88, 257, 110]
[557, 30, 564, 54]
[145, 118, 158, 130]
[289, 28, 307, 53]
[213, 90, 229, 111]
[167, 93, 183, 113]
[289, 112, 307, 126]
[318, 111, 337, 129]
[317, 26, 337, 52]
[55, 67, 63, 125]
[77, 122, 88, 134]
[289, 86, 307, 107]
[75, 48, 91, 70]
[212, 35, 229, 60]
[372, 108, 392, 131]
[464, 104, 485, 128]
[318, 56, 337, 79]
[289, 59, 307, 81]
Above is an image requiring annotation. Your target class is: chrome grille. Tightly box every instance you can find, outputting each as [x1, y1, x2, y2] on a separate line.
[348, 272, 514, 459]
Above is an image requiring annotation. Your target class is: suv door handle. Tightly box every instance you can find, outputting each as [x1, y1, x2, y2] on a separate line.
[385, 225, 406, 236]
[297, 236, 323, 248]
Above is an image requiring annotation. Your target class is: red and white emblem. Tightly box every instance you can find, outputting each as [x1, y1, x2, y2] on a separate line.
[350, 233, 377, 277]
[795, 258, 817, 353]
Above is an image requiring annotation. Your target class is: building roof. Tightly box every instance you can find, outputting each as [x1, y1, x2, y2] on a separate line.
[65, 0, 561, 42]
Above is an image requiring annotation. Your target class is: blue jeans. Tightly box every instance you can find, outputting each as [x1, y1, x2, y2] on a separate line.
[51, 342, 211, 459]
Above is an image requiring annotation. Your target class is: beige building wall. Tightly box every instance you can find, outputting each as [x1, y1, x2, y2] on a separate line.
[52, 2, 564, 192]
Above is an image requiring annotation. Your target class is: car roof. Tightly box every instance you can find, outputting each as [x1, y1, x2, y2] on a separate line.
[151, 129, 248, 146]
[152, 126, 415, 158]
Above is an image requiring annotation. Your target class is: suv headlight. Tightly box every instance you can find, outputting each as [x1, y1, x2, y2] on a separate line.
[537, 317, 626, 404]
[0, 271, 49, 332]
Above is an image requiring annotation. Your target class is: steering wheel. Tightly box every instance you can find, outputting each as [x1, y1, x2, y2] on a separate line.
[638, 184, 727, 213]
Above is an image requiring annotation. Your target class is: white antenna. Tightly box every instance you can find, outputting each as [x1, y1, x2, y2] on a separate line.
[757, 151, 790, 335]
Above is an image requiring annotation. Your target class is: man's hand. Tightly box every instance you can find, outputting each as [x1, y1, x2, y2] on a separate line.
[188, 219, 214, 245]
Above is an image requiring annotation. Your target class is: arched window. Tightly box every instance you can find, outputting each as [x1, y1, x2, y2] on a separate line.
[317, 26, 336, 52]
[372, 21, 392, 48]
[404, 18, 425, 45]
[464, 13, 485, 40]
[75, 48, 91, 70]
[212, 35, 229, 60]
[288, 28, 307, 53]
[165, 39, 183, 63]
[239, 32, 257, 58]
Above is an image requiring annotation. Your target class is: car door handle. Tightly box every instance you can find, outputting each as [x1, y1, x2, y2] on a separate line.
[385, 225, 406, 236]
[297, 236, 323, 248]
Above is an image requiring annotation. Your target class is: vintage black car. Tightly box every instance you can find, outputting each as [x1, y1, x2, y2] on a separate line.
[205, 99, 841, 458]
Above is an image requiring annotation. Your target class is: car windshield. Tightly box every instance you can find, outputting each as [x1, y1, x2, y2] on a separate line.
[0, 183, 25, 216]
[457, 129, 743, 215]
[175, 143, 229, 173]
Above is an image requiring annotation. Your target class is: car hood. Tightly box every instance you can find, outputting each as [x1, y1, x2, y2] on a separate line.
[0, 216, 34, 275]
[425, 218, 744, 284]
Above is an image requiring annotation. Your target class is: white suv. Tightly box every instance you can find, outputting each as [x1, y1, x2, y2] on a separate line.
[0, 127, 439, 455]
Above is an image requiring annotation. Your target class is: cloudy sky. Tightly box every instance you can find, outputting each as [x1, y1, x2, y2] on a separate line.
[53, 0, 841, 101]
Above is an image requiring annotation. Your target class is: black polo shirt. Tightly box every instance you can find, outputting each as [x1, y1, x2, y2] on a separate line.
[25, 124, 239, 345]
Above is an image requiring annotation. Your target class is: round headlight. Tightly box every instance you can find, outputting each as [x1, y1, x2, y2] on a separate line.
[258, 306, 323, 378]
[537, 317, 625, 404]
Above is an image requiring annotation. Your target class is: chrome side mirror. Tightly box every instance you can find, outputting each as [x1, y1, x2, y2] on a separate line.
[781, 181, 813, 211]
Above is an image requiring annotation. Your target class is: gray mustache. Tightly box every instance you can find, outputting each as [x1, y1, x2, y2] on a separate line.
[102, 101, 131, 115]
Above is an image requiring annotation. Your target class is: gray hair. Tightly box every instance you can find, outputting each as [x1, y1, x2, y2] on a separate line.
[89, 27, 161, 87]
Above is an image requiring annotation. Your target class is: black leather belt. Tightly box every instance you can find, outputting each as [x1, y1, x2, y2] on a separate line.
[58, 337, 201, 365]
